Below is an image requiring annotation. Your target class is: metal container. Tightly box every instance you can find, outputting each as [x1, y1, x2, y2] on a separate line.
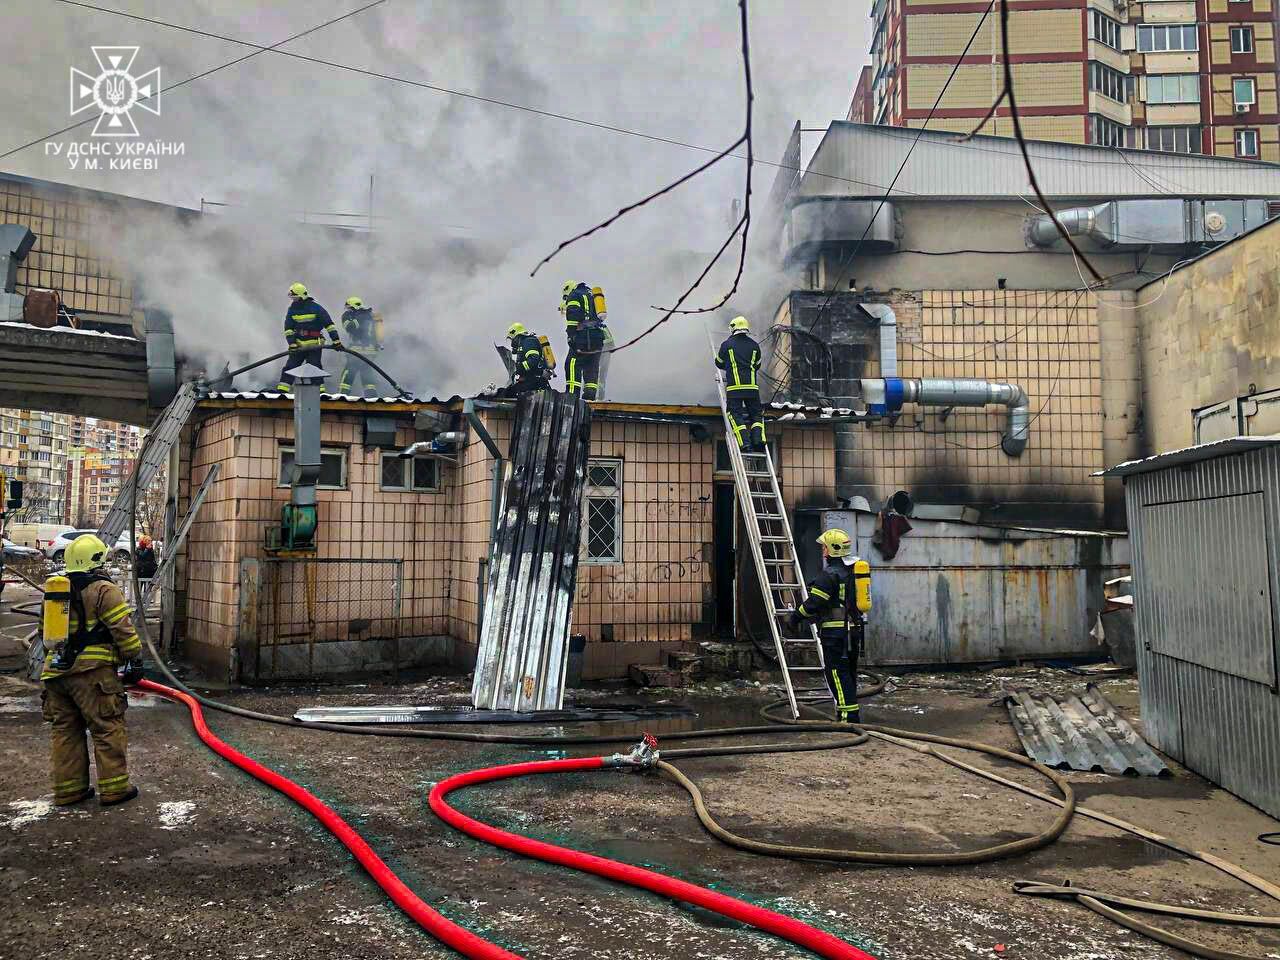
[817, 509, 1130, 666]
[1101, 438, 1280, 819]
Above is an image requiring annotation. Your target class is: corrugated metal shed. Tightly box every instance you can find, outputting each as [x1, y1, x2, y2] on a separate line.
[795, 122, 1280, 202]
[1119, 440, 1280, 818]
[1097, 435, 1280, 478]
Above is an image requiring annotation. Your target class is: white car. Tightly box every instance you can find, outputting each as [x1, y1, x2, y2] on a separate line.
[43, 529, 101, 563]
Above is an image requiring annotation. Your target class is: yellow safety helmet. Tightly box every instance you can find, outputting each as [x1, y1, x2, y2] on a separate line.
[65, 534, 109, 573]
[729, 315, 750, 332]
[345, 296, 363, 308]
[816, 528, 853, 558]
[507, 322, 526, 339]
[562, 281, 578, 298]
[288, 282, 308, 298]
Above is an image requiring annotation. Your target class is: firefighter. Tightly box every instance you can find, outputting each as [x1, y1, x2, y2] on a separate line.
[788, 529, 870, 724]
[337, 296, 382, 397]
[40, 534, 144, 806]
[505, 322, 551, 395]
[562, 281, 607, 400]
[275, 282, 342, 392]
[715, 315, 765, 453]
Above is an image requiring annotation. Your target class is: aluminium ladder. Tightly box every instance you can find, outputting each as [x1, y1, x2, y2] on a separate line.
[710, 353, 831, 720]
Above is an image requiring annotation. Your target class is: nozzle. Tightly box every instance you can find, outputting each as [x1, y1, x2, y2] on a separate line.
[602, 733, 660, 769]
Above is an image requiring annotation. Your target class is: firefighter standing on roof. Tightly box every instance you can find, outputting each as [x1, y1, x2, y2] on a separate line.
[789, 529, 872, 724]
[715, 315, 766, 453]
[505, 322, 552, 395]
[275, 282, 342, 392]
[561, 281, 609, 400]
[40, 534, 145, 806]
[337, 296, 382, 397]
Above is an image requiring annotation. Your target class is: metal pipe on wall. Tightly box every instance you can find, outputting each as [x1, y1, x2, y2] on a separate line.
[862, 377, 1030, 456]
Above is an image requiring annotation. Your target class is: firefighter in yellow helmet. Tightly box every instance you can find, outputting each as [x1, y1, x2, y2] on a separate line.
[561, 281, 609, 400]
[337, 296, 382, 397]
[40, 534, 144, 806]
[715, 315, 765, 453]
[504, 322, 552, 396]
[789, 528, 872, 723]
[275, 282, 343, 392]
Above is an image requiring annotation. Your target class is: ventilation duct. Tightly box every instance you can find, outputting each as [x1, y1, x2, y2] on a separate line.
[862, 377, 1030, 457]
[1027, 199, 1271, 250]
[784, 197, 897, 264]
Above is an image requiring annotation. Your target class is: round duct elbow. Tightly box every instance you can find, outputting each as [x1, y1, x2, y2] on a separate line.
[1002, 402, 1030, 457]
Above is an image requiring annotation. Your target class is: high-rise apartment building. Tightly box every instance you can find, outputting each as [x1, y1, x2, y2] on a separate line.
[64, 416, 143, 527]
[0, 408, 70, 522]
[861, 0, 1279, 160]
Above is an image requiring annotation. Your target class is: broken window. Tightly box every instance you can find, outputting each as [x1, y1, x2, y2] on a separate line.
[584, 458, 622, 563]
[278, 446, 347, 489]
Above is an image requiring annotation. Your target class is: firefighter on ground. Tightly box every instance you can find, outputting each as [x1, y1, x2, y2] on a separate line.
[337, 296, 382, 397]
[789, 529, 872, 724]
[561, 281, 608, 400]
[715, 315, 765, 453]
[40, 534, 144, 806]
[505, 322, 552, 395]
[275, 282, 342, 392]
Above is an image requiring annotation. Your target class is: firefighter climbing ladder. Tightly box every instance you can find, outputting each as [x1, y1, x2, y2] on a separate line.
[710, 342, 830, 720]
[98, 381, 200, 544]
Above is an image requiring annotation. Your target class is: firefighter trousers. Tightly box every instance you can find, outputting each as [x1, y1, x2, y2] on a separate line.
[41, 664, 130, 804]
[819, 626, 860, 722]
[276, 346, 324, 391]
[565, 349, 600, 400]
[726, 392, 766, 450]
[338, 352, 380, 397]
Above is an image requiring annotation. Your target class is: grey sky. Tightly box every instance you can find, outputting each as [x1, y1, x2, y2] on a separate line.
[1, 1, 871, 401]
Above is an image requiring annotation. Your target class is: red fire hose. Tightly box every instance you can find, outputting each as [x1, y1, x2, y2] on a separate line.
[138, 679, 520, 960]
[143, 679, 876, 959]
[428, 745, 879, 960]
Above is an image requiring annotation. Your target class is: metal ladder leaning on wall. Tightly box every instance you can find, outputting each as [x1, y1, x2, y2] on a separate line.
[98, 381, 200, 544]
[710, 357, 831, 720]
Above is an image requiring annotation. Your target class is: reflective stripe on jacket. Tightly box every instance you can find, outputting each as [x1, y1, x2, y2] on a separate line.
[41, 578, 141, 680]
[796, 561, 853, 631]
[716, 332, 761, 393]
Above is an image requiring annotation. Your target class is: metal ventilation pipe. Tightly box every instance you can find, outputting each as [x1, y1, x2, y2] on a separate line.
[1027, 203, 1105, 248]
[862, 377, 1030, 456]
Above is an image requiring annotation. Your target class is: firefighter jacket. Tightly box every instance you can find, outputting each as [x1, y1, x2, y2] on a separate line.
[795, 560, 855, 631]
[285, 298, 339, 349]
[40, 574, 141, 680]
[511, 332, 549, 378]
[716, 332, 761, 394]
[341, 307, 377, 352]
[563, 283, 595, 335]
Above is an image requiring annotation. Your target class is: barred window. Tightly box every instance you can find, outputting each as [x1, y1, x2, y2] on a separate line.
[584, 458, 622, 563]
[379, 452, 440, 492]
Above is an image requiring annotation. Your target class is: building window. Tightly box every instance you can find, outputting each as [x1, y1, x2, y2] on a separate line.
[1089, 10, 1123, 50]
[1137, 24, 1198, 52]
[1088, 114, 1135, 148]
[379, 452, 440, 492]
[584, 458, 622, 563]
[1231, 27, 1255, 54]
[1234, 77, 1257, 108]
[278, 446, 347, 489]
[1089, 62, 1133, 102]
[1146, 74, 1200, 104]
[1236, 129, 1259, 158]
[1144, 125, 1202, 154]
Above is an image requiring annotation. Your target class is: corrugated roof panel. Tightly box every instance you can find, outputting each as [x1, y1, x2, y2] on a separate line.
[797, 122, 1280, 201]
[1096, 436, 1280, 478]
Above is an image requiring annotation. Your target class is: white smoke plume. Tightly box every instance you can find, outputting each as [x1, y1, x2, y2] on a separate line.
[1, 1, 869, 401]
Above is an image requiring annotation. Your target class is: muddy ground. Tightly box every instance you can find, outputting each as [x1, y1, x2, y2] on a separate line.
[1, 617, 1278, 959]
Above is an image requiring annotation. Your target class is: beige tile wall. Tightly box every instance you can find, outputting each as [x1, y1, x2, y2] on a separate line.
[834, 290, 1105, 524]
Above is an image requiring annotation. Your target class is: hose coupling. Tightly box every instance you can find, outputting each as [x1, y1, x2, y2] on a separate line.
[602, 733, 660, 769]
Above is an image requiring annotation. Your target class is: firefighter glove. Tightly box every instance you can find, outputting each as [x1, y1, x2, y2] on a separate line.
[121, 659, 145, 685]
[331, 341, 345, 351]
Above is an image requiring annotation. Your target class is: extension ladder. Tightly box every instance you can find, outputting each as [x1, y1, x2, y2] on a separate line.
[98, 381, 200, 544]
[711, 358, 831, 720]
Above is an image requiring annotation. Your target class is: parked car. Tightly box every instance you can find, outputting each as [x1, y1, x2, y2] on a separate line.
[43, 528, 101, 563]
[3, 538, 43, 562]
[6, 522, 74, 552]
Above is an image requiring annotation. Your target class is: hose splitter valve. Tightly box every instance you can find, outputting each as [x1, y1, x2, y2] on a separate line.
[602, 732, 660, 770]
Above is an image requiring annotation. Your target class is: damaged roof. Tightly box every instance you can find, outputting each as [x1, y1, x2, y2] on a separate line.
[1096, 436, 1280, 479]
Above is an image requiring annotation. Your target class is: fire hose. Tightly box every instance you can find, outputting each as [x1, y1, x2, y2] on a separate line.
[118, 357, 1280, 959]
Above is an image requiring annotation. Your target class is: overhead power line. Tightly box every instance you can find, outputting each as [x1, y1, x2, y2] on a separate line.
[1, 0, 388, 163]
